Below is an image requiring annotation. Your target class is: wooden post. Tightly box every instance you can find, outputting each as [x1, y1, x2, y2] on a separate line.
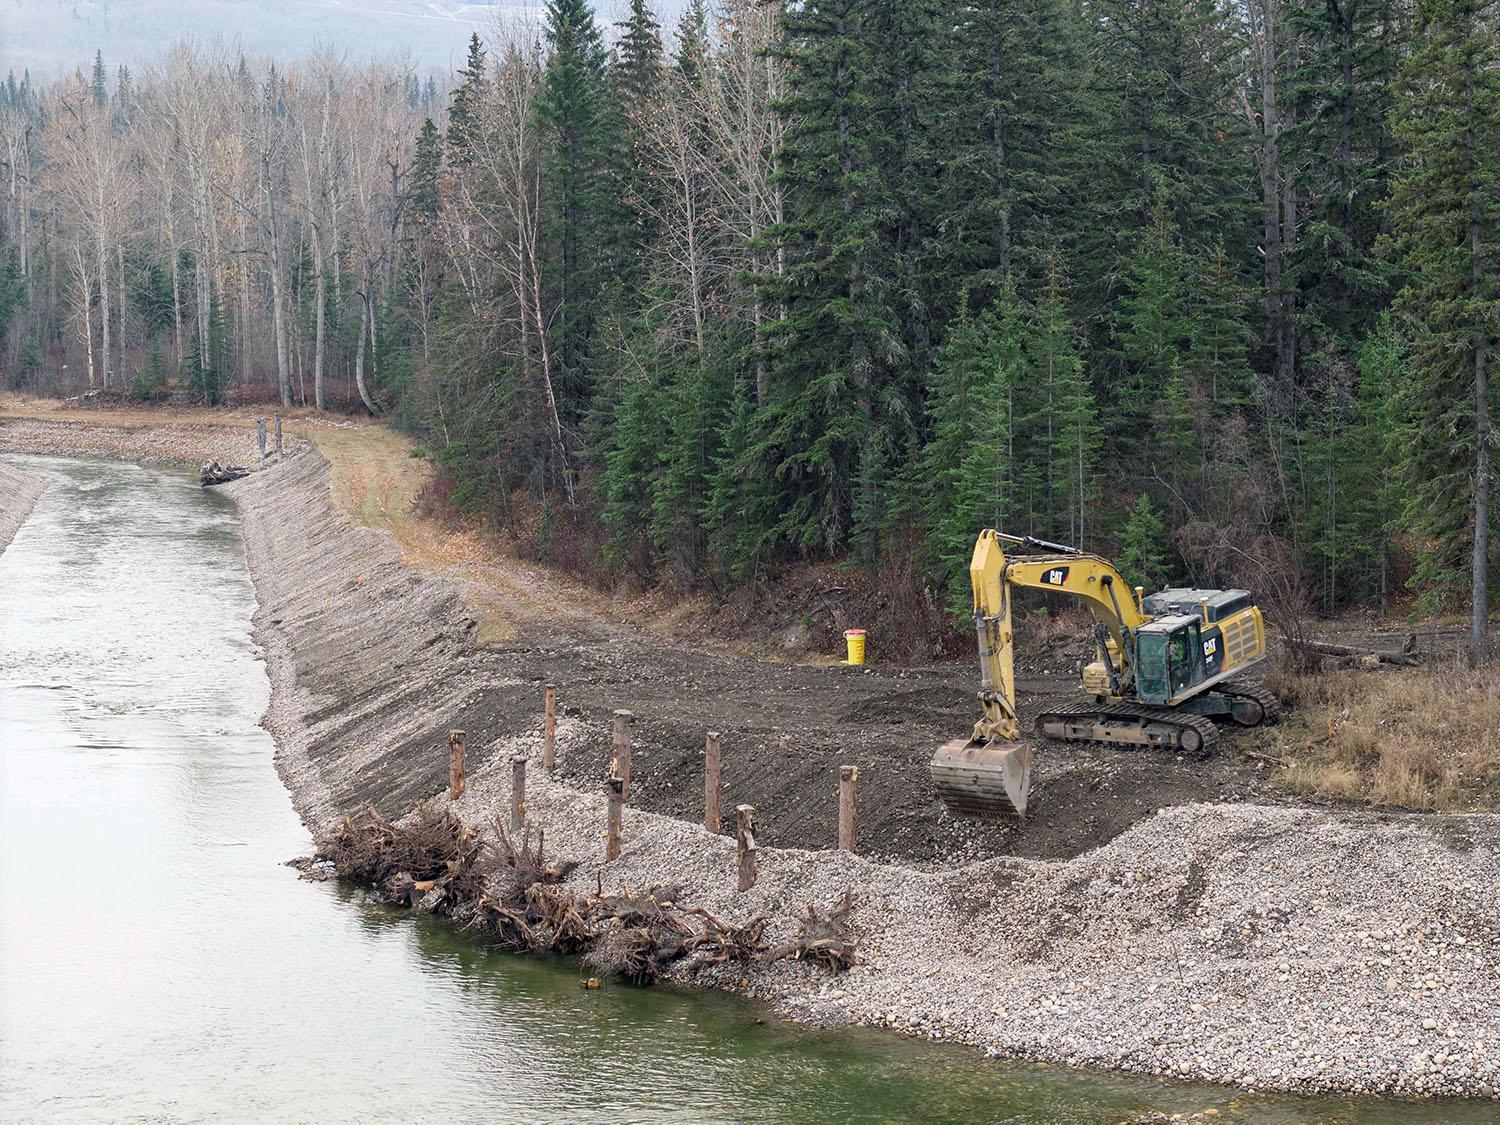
[611, 709, 634, 800]
[542, 684, 556, 771]
[511, 755, 527, 831]
[447, 730, 466, 799]
[838, 765, 859, 852]
[735, 804, 758, 892]
[704, 731, 722, 832]
[274, 412, 283, 456]
[606, 776, 623, 861]
[256, 417, 267, 466]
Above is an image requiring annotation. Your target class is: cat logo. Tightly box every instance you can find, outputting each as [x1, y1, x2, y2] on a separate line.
[1041, 567, 1070, 586]
[1203, 638, 1218, 658]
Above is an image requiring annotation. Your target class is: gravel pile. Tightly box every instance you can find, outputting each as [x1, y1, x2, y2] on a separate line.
[223, 444, 1500, 1101]
[0, 416, 263, 466]
[0, 459, 46, 554]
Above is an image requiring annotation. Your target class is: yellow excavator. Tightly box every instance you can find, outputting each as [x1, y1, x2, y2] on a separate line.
[930, 530, 1278, 819]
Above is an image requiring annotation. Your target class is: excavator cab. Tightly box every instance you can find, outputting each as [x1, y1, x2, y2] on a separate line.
[1135, 615, 1215, 704]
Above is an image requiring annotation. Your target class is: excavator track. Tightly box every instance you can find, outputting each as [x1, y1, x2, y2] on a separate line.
[1213, 681, 1282, 727]
[1033, 702, 1220, 757]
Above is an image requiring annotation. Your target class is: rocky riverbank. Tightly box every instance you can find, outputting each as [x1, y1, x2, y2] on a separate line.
[223, 446, 1500, 1102]
[0, 460, 46, 553]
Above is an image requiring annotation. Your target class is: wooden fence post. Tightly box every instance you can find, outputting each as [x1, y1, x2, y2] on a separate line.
[511, 755, 528, 831]
[611, 709, 634, 800]
[838, 765, 858, 852]
[274, 412, 283, 456]
[256, 417, 266, 466]
[543, 684, 556, 770]
[448, 730, 466, 799]
[704, 731, 722, 832]
[735, 804, 758, 892]
[606, 776, 623, 861]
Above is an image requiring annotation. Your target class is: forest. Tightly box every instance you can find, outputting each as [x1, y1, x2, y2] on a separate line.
[0, 0, 1496, 658]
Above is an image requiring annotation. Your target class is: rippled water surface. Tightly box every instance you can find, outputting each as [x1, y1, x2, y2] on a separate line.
[0, 454, 1492, 1124]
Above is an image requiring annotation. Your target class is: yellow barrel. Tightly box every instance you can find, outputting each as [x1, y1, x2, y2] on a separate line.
[844, 629, 867, 665]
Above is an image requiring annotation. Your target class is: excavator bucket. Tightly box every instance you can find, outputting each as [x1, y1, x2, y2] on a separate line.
[929, 738, 1032, 819]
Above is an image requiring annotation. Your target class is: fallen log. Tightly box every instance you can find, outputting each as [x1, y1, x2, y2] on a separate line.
[200, 460, 251, 487]
[1298, 637, 1420, 666]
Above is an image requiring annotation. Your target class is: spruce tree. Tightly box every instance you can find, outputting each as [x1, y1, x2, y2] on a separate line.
[447, 33, 489, 165]
[538, 0, 614, 412]
[920, 284, 1025, 616]
[1386, 0, 1500, 660]
[1117, 494, 1172, 592]
[90, 51, 108, 107]
[1026, 255, 1100, 545]
[674, 0, 710, 83]
[410, 118, 442, 220]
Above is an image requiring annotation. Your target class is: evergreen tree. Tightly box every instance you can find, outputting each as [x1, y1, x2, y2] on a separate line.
[447, 33, 489, 164]
[920, 286, 1025, 617]
[946, 0, 1081, 290]
[410, 118, 442, 219]
[755, 0, 924, 559]
[1117, 494, 1172, 591]
[612, 0, 666, 268]
[674, 0, 710, 83]
[1025, 256, 1100, 545]
[1287, 0, 1402, 347]
[538, 0, 614, 416]
[90, 51, 108, 107]
[1386, 0, 1500, 660]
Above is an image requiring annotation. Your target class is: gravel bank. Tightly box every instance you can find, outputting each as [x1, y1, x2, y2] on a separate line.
[226, 449, 1500, 1101]
[0, 415, 263, 467]
[0, 460, 46, 553]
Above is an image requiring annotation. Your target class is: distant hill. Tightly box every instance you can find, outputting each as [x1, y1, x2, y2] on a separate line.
[0, 0, 523, 77]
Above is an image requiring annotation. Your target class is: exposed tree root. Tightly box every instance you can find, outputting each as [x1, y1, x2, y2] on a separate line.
[305, 806, 860, 985]
[767, 890, 861, 973]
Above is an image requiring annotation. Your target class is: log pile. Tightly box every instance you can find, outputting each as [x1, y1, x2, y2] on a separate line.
[306, 803, 862, 985]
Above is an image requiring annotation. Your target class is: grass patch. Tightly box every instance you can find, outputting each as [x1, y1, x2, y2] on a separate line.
[1266, 663, 1500, 811]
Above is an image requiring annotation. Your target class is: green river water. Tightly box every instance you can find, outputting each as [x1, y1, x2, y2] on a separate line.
[0, 454, 1490, 1123]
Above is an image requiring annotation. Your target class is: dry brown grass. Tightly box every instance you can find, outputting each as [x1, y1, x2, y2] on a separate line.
[1269, 662, 1500, 810]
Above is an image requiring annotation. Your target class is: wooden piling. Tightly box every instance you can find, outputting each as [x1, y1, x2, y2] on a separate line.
[606, 776, 623, 861]
[704, 731, 722, 832]
[274, 412, 283, 456]
[611, 709, 634, 800]
[511, 755, 528, 831]
[543, 684, 557, 770]
[448, 730, 466, 799]
[256, 417, 267, 465]
[735, 804, 758, 892]
[838, 765, 859, 852]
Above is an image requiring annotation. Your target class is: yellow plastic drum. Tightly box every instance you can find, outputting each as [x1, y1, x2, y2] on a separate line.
[844, 629, 867, 665]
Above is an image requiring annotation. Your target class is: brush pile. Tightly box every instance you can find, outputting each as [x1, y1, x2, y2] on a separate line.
[308, 803, 861, 985]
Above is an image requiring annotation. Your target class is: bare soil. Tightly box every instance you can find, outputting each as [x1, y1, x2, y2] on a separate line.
[227, 444, 1319, 864]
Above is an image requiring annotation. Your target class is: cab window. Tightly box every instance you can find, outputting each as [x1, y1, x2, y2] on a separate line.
[1137, 633, 1168, 703]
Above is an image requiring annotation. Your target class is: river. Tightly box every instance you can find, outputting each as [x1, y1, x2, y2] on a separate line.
[0, 454, 1489, 1123]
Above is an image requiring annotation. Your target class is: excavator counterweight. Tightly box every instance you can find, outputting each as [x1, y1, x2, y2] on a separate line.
[929, 529, 1274, 821]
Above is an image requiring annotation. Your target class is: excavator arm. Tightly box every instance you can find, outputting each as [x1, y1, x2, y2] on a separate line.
[967, 530, 1145, 744]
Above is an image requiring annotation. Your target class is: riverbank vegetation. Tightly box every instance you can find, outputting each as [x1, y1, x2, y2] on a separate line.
[0, 0, 1496, 657]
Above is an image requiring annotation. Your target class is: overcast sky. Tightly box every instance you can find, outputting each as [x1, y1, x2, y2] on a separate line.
[0, 0, 687, 78]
